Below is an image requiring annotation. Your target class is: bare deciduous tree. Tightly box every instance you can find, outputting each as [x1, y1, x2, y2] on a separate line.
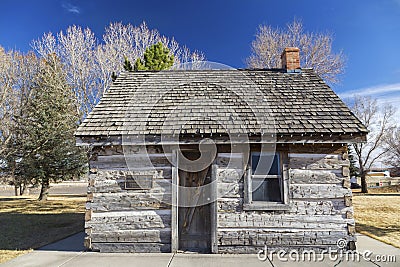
[0, 47, 40, 195]
[32, 22, 205, 118]
[0, 48, 39, 155]
[0, 46, 15, 155]
[350, 96, 396, 193]
[384, 127, 400, 168]
[32, 26, 99, 118]
[247, 19, 345, 84]
[58, 26, 98, 118]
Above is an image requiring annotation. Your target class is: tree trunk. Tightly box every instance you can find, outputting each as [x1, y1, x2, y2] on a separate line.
[19, 183, 26, 196]
[38, 180, 50, 201]
[11, 162, 18, 196]
[360, 171, 368, 193]
[358, 158, 368, 194]
[14, 184, 18, 196]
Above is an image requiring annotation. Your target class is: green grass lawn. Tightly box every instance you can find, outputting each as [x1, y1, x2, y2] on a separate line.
[0, 195, 85, 263]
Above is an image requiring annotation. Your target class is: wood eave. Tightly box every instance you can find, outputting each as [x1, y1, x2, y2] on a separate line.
[76, 132, 367, 146]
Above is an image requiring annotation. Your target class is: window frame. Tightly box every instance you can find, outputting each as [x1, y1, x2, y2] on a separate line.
[244, 151, 290, 211]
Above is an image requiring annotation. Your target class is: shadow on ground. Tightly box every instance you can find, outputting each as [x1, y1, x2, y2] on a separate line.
[38, 232, 85, 252]
[0, 212, 84, 250]
[0, 196, 85, 251]
[356, 223, 400, 238]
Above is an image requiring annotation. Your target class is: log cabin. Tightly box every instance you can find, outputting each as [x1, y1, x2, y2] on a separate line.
[75, 47, 368, 253]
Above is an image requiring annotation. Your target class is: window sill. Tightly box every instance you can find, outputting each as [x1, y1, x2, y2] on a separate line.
[243, 202, 291, 211]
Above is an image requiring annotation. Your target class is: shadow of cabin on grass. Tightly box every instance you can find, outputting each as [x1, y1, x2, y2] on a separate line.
[0, 197, 85, 251]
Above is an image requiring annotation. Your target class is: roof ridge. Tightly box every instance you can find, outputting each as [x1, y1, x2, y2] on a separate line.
[119, 68, 315, 73]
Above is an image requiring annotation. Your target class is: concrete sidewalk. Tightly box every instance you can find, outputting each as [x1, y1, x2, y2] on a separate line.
[1, 233, 399, 267]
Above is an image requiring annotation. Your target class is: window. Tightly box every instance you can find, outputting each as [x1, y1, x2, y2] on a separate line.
[244, 152, 289, 210]
[251, 153, 282, 202]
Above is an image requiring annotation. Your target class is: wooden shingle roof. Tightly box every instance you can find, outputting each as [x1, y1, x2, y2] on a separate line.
[75, 69, 367, 144]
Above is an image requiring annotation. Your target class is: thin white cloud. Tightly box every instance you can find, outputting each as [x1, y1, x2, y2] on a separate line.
[338, 83, 400, 99]
[339, 83, 400, 125]
[62, 3, 80, 14]
[341, 83, 400, 169]
[375, 95, 400, 105]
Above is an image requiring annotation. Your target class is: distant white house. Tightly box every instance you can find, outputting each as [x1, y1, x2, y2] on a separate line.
[367, 170, 391, 178]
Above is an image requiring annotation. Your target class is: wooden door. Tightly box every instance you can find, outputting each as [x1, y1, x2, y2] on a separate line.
[178, 152, 212, 253]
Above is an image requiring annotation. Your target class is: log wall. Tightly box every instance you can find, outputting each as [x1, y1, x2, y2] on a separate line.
[85, 145, 172, 252]
[85, 143, 356, 253]
[216, 144, 356, 253]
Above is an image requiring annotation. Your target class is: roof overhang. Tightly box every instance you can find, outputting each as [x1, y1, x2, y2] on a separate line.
[76, 132, 367, 146]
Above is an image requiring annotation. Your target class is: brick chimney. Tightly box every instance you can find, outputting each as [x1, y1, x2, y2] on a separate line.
[281, 47, 300, 71]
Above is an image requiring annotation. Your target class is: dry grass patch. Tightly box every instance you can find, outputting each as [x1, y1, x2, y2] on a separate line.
[0, 250, 32, 264]
[0, 195, 85, 263]
[368, 185, 400, 193]
[353, 193, 400, 248]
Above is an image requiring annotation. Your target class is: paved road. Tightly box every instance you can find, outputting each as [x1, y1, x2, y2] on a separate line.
[0, 182, 87, 197]
[1, 234, 399, 267]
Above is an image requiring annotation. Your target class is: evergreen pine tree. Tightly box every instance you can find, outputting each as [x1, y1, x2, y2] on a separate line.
[18, 54, 86, 201]
[133, 42, 174, 71]
[134, 58, 146, 71]
[123, 56, 133, 71]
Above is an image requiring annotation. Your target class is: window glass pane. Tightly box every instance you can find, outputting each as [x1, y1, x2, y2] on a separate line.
[252, 153, 280, 175]
[252, 178, 282, 202]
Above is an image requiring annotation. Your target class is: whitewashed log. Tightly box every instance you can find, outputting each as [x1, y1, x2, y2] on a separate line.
[217, 154, 244, 169]
[89, 179, 172, 194]
[95, 154, 171, 168]
[217, 182, 243, 198]
[87, 210, 171, 230]
[290, 184, 352, 199]
[217, 229, 355, 247]
[91, 229, 171, 243]
[90, 160, 172, 171]
[90, 169, 172, 180]
[288, 153, 349, 170]
[217, 213, 354, 229]
[218, 198, 243, 212]
[91, 242, 171, 253]
[94, 145, 164, 156]
[289, 169, 343, 184]
[287, 144, 345, 154]
[92, 146, 123, 156]
[88, 192, 172, 211]
[217, 168, 243, 183]
[217, 245, 347, 254]
[287, 199, 350, 216]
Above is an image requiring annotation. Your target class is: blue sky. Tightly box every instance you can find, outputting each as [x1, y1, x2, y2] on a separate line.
[1, 0, 400, 104]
